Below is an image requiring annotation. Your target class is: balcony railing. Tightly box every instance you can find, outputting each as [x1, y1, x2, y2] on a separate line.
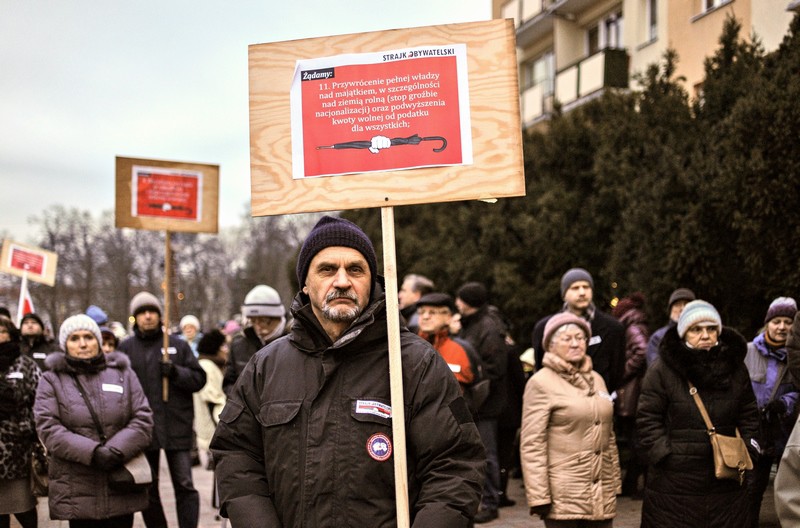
[520, 48, 628, 125]
[555, 48, 628, 109]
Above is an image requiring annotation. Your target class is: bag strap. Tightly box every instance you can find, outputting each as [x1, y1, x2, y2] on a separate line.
[688, 380, 742, 438]
[688, 381, 716, 433]
[768, 363, 788, 403]
[71, 374, 107, 443]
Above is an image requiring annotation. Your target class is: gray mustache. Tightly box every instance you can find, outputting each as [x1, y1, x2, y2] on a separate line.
[325, 289, 357, 303]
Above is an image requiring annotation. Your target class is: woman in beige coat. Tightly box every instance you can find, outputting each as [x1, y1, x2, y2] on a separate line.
[521, 312, 621, 527]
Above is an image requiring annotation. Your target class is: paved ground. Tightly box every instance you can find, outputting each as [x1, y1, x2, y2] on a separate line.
[18, 454, 781, 527]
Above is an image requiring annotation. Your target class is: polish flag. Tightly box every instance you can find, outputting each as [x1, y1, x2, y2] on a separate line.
[16, 274, 35, 326]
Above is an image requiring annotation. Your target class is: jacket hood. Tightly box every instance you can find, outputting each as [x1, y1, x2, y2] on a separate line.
[659, 325, 747, 389]
[45, 350, 130, 373]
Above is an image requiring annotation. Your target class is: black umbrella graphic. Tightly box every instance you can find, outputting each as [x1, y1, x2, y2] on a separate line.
[317, 134, 447, 152]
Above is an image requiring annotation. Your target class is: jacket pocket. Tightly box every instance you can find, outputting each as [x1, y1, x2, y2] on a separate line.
[258, 400, 302, 427]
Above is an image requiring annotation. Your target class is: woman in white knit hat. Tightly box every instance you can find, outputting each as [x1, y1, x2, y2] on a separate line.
[637, 300, 760, 527]
[34, 314, 154, 527]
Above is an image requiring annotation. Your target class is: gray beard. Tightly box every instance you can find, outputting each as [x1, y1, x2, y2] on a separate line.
[323, 304, 361, 323]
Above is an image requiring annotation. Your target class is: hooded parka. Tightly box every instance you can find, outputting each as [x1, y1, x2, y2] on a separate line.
[211, 283, 486, 528]
[34, 351, 153, 520]
[520, 352, 621, 521]
[637, 326, 760, 527]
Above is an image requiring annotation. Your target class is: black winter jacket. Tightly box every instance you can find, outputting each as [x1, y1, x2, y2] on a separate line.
[459, 305, 509, 419]
[211, 287, 486, 528]
[223, 325, 288, 397]
[636, 326, 760, 527]
[118, 326, 205, 450]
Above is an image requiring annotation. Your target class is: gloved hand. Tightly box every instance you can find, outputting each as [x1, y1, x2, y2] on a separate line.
[764, 399, 787, 418]
[92, 445, 124, 470]
[160, 360, 177, 379]
[530, 503, 551, 518]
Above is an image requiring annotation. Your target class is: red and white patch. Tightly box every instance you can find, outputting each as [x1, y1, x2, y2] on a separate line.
[366, 433, 392, 462]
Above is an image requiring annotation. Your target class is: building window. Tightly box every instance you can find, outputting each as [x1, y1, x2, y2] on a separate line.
[587, 11, 624, 55]
[522, 51, 555, 95]
[646, 0, 657, 41]
[703, 0, 728, 11]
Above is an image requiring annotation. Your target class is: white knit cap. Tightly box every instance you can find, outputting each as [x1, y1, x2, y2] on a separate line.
[59, 314, 104, 351]
[180, 315, 201, 331]
[677, 300, 722, 338]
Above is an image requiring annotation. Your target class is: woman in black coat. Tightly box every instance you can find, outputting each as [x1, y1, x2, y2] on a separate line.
[637, 300, 760, 528]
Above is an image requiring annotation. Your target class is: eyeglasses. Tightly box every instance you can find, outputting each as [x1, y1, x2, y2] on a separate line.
[0, 328, 8, 334]
[556, 335, 587, 345]
[417, 308, 451, 317]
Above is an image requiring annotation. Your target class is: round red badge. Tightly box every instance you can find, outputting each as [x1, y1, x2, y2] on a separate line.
[366, 433, 392, 462]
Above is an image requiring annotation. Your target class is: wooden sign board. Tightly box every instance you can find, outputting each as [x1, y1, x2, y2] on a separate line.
[249, 19, 524, 216]
[115, 156, 220, 233]
[0, 240, 58, 286]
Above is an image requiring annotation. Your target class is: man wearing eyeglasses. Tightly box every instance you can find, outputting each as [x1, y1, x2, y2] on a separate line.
[417, 292, 477, 389]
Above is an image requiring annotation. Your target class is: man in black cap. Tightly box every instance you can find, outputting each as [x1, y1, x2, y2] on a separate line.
[645, 287, 696, 366]
[19, 312, 58, 370]
[455, 281, 510, 523]
[117, 291, 206, 528]
[212, 215, 485, 527]
[531, 268, 625, 392]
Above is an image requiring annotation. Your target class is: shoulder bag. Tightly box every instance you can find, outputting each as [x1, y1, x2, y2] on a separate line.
[30, 438, 49, 496]
[71, 374, 152, 492]
[688, 381, 753, 485]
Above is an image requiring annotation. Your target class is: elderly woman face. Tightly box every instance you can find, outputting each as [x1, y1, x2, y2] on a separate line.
[684, 322, 719, 351]
[66, 330, 100, 359]
[549, 323, 588, 365]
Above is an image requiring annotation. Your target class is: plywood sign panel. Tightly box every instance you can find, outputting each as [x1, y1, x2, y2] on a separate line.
[115, 156, 220, 233]
[249, 19, 523, 216]
[0, 240, 58, 286]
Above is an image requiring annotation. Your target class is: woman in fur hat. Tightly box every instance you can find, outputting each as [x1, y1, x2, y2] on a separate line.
[637, 300, 760, 527]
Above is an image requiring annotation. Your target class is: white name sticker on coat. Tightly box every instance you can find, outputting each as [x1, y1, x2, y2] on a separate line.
[356, 400, 392, 419]
[6, 372, 23, 380]
[166, 347, 177, 355]
[102, 384, 124, 394]
[448, 363, 462, 373]
[33, 352, 47, 360]
[589, 335, 602, 346]
[598, 391, 614, 402]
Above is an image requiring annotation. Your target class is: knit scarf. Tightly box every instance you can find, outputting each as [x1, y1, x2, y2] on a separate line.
[65, 352, 107, 373]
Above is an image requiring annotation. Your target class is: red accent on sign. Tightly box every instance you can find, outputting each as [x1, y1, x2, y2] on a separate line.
[301, 56, 462, 177]
[135, 170, 200, 221]
[10, 248, 45, 275]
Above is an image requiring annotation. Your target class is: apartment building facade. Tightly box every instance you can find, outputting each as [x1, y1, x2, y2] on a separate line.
[494, 0, 797, 128]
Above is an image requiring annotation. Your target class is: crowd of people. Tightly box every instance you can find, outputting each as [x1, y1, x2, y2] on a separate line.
[1, 215, 800, 527]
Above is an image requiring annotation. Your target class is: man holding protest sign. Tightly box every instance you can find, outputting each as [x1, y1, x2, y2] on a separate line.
[211, 215, 485, 527]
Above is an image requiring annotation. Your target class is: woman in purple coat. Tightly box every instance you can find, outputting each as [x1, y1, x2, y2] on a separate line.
[34, 314, 153, 528]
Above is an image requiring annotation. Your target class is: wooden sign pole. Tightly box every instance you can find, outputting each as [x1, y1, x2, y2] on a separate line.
[381, 206, 410, 528]
[162, 230, 172, 402]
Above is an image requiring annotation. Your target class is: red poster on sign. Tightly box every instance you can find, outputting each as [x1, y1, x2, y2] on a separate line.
[132, 166, 202, 221]
[9, 246, 45, 275]
[291, 44, 472, 179]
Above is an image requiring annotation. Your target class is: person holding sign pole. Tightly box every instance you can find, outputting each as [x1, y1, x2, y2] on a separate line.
[211, 215, 485, 527]
[117, 292, 206, 528]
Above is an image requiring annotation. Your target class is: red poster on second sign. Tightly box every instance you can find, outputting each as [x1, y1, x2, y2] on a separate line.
[132, 166, 203, 221]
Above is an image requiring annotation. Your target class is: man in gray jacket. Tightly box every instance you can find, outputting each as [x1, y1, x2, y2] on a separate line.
[212, 215, 485, 527]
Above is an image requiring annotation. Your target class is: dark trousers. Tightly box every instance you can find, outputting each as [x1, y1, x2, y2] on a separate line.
[143, 449, 200, 528]
[0, 509, 37, 528]
[747, 453, 776, 528]
[477, 418, 501, 511]
[544, 519, 613, 528]
[68, 514, 134, 528]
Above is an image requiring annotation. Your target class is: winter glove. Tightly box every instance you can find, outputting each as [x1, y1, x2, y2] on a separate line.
[92, 445, 124, 471]
[160, 360, 177, 379]
[764, 399, 787, 418]
[530, 503, 551, 518]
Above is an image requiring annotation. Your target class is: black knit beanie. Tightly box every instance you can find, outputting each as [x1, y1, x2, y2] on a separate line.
[296, 216, 378, 290]
[197, 329, 227, 357]
[456, 282, 489, 309]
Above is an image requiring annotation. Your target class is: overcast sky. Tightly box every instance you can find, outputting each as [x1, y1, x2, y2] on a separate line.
[0, 0, 491, 242]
